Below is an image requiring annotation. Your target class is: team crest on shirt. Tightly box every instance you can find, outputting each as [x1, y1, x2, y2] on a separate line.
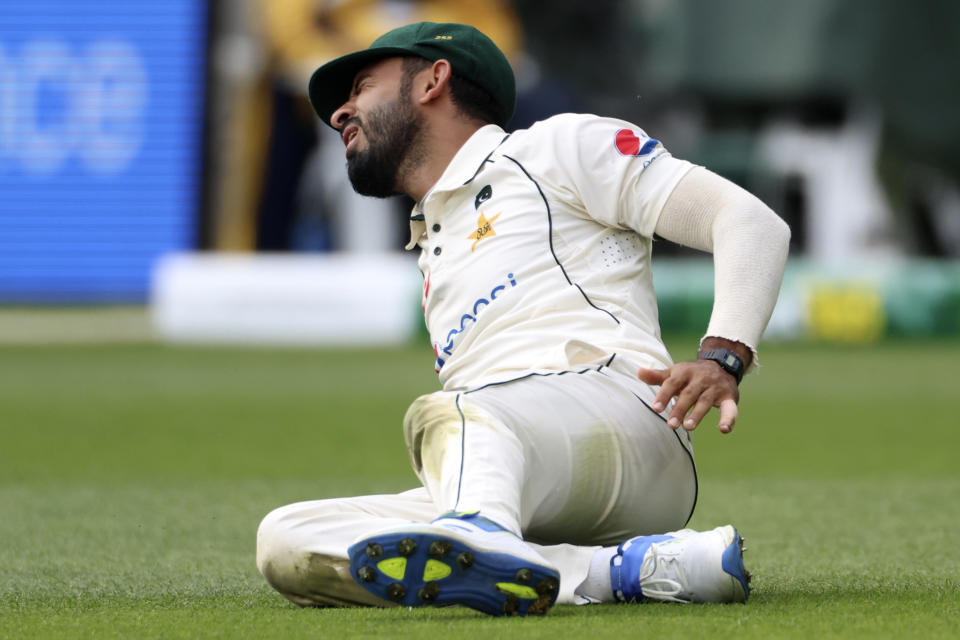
[474, 185, 492, 209]
[468, 212, 501, 251]
[614, 128, 659, 157]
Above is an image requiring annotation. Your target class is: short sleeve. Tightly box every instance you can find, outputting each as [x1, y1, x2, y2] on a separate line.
[527, 114, 697, 237]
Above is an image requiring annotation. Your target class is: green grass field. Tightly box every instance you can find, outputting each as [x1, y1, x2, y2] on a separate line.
[1, 336, 958, 639]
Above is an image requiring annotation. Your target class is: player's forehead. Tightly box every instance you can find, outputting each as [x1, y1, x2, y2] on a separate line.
[349, 57, 405, 94]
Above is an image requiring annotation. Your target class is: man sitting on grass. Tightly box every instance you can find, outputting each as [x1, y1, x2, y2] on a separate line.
[256, 21, 789, 616]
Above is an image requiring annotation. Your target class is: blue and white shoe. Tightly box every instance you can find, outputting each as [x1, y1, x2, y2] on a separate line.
[348, 511, 560, 616]
[611, 525, 751, 603]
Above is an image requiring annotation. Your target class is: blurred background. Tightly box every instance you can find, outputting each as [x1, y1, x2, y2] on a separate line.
[1, 0, 959, 345]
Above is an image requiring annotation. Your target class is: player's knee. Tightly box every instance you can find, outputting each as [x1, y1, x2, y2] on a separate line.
[256, 500, 340, 579]
[256, 500, 336, 599]
[402, 391, 462, 470]
[255, 499, 391, 608]
[255, 504, 293, 579]
[403, 392, 459, 435]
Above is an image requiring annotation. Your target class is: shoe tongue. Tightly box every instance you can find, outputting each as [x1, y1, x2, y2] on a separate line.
[612, 534, 676, 602]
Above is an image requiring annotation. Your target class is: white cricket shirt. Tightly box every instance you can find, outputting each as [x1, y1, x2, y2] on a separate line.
[408, 113, 696, 391]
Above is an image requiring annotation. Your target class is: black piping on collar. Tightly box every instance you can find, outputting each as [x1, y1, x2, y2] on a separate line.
[462, 133, 512, 186]
[408, 133, 512, 221]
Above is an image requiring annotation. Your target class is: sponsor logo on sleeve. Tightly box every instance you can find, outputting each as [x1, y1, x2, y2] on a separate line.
[614, 128, 659, 157]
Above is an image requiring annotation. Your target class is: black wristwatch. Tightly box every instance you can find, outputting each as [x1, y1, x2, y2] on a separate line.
[698, 349, 744, 384]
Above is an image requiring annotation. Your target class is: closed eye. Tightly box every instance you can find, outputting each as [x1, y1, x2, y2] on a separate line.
[351, 74, 372, 97]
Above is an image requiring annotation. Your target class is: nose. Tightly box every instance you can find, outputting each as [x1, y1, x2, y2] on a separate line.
[330, 100, 355, 130]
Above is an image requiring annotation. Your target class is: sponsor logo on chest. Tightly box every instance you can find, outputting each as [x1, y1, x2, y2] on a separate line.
[467, 212, 501, 251]
[433, 272, 518, 372]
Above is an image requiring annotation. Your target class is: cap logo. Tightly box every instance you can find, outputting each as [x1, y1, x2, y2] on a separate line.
[615, 128, 659, 157]
[435, 35, 453, 40]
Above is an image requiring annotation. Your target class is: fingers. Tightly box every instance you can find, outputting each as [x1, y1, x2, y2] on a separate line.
[666, 379, 705, 429]
[717, 397, 739, 434]
[670, 390, 737, 432]
[653, 374, 685, 415]
[636, 367, 668, 386]
[638, 368, 672, 412]
[681, 393, 717, 431]
[640, 361, 740, 433]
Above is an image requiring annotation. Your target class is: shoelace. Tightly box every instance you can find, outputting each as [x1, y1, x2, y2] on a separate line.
[638, 547, 690, 604]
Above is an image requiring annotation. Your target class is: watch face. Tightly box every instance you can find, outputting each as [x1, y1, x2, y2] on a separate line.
[724, 353, 740, 368]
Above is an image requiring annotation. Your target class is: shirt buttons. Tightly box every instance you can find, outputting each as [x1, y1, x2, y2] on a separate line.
[432, 224, 441, 232]
[433, 246, 442, 256]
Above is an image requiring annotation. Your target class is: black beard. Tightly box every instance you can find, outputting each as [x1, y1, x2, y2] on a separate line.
[346, 96, 423, 198]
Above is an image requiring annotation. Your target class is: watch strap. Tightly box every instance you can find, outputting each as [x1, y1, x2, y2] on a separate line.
[698, 348, 744, 384]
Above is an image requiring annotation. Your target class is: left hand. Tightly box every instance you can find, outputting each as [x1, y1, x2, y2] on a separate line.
[637, 360, 740, 434]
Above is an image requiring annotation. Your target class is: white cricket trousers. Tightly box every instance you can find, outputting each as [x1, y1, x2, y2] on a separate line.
[256, 366, 697, 607]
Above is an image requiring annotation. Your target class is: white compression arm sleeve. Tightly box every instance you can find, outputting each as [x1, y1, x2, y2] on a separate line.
[653, 166, 791, 368]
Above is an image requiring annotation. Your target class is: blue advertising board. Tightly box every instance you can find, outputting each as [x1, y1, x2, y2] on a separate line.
[0, 1, 207, 302]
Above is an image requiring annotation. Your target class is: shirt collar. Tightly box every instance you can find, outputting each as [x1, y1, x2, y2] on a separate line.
[405, 125, 510, 250]
[409, 124, 509, 222]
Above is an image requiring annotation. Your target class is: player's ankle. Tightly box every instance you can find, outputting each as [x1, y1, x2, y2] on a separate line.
[433, 509, 521, 537]
[573, 546, 618, 603]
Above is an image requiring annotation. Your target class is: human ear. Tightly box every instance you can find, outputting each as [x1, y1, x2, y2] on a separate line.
[419, 59, 452, 104]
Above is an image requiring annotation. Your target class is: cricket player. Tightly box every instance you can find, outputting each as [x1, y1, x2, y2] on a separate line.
[256, 22, 790, 616]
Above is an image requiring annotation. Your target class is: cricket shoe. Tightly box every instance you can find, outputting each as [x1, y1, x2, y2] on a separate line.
[348, 511, 560, 616]
[611, 525, 751, 604]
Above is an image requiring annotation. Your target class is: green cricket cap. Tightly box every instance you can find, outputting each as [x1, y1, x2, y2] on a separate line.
[308, 22, 516, 129]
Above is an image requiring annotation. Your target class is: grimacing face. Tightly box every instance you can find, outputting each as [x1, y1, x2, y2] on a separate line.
[345, 93, 424, 197]
[337, 59, 426, 198]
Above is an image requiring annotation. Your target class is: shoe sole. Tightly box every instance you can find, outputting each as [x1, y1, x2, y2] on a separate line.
[348, 527, 560, 616]
[720, 527, 752, 601]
